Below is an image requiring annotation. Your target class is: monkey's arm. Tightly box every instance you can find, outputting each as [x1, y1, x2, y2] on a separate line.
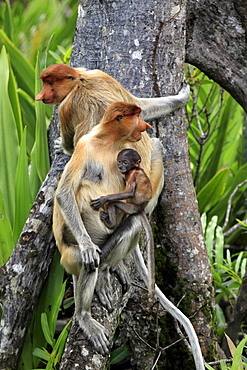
[56, 152, 101, 272]
[91, 183, 136, 211]
[138, 83, 190, 121]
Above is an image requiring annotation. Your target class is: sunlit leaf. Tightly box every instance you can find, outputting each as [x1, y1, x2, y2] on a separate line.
[0, 30, 35, 96]
[0, 190, 14, 266]
[197, 169, 228, 213]
[13, 128, 33, 243]
[0, 46, 19, 225]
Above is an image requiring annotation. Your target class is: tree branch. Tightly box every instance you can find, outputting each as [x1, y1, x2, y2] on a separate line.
[0, 155, 70, 369]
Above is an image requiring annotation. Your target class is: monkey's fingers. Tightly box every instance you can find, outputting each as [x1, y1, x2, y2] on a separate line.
[92, 327, 109, 355]
[91, 196, 108, 209]
[91, 198, 104, 210]
[90, 200, 101, 210]
[95, 270, 114, 312]
[82, 247, 100, 273]
[111, 262, 131, 293]
[96, 287, 113, 313]
[80, 316, 109, 355]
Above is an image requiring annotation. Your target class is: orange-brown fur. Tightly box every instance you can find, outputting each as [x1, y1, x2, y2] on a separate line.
[125, 168, 152, 205]
[53, 102, 154, 274]
[36, 64, 139, 154]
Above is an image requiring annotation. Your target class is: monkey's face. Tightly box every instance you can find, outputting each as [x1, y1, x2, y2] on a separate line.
[118, 158, 134, 174]
[36, 64, 79, 104]
[35, 79, 74, 104]
[117, 151, 141, 174]
[127, 115, 152, 142]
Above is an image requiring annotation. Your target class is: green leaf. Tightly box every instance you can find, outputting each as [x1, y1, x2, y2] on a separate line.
[41, 313, 54, 347]
[3, 0, 14, 41]
[109, 343, 131, 365]
[28, 250, 64, 366]
[215, 225, 224, 267]
[33, 55, 50, 182]
[49, 280, 67, 336]
[33, 347, 51, 362]
[231, 335, 247, 370]
[0, 30, 35, 97]
[197, 169, 228, 213]
[48, 50, 64, 64]
[205, 365, 214, 370]
[241, 258, 247, 279]
[52, 320, 71, 357]
[205, 96, 235, 180]
[63, 297, 74, 310]
[201, 213, 207, 235]
[219, 359, 228, 370]
[0, 46, 19, 225]
[205, 215, 218, 262]
[0, 190, 14, 266]
[13, 128, 33, 243]
[18, 89, 36, 155]
[236, 219, 247, 228]
[215, 304, 226, 327]
[8, 62, 23, 142]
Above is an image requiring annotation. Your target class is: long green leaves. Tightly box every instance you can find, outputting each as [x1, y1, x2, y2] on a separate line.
[0, 45, 50, 261]
[186, 66, 246, 230]
[13, 128, 33, 242]
[0, 47, 19, 227]
[0, 2, 77, 369]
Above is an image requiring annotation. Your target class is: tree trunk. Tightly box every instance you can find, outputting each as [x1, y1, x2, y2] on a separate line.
[60, 0, 214, 368]
[186, 0, 247, 113]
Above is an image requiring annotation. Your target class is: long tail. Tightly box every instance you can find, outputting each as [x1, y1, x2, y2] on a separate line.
[133, 245, 205, 370]
[140, 212, 155, 298]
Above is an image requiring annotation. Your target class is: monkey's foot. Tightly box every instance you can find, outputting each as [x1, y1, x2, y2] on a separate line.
[100, 211, 115, 229]
[54, 137, 64, 154]
[111, 260, 131, 293]
[95, 269, 114, 312]
[78, 313, 109, 355]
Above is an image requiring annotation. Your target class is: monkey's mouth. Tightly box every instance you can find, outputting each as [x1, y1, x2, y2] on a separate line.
[42, 99, 52, 104]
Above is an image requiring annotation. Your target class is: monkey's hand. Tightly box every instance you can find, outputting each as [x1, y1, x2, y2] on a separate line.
[91, 196, 108, 211]
[178, 82, 190, 105]
[80, 245, 101, 273]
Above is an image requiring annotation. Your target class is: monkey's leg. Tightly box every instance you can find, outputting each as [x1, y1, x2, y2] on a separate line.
[101, 214, 141, 264]
[73, 268, 109, 354]
[95, 215, 141, 308]
[100, 202, 140, 229]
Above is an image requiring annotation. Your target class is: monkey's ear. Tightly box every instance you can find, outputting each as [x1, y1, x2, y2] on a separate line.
[67, 75, 74, 80]
[116, 114, 124, 121]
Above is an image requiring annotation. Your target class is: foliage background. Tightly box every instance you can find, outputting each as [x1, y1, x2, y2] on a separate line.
[0, 0, 247, 369]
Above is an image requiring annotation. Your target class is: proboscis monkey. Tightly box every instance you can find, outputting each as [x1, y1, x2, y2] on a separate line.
[91, 148, 155, 298]
[53, 102, 155, 354]
[36, 63, 190, 155]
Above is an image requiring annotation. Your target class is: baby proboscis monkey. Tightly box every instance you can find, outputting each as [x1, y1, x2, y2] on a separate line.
[91, 148, 155, 297]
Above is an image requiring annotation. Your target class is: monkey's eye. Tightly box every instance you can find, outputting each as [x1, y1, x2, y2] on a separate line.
[47, 81, 53, 86]
[67, 75, 74, 80]
[116, 114, 124, 121]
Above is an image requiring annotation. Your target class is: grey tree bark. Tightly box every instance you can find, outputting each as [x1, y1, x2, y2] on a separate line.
[1, 0, 246, 369]
[186, 0, 247, 113]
